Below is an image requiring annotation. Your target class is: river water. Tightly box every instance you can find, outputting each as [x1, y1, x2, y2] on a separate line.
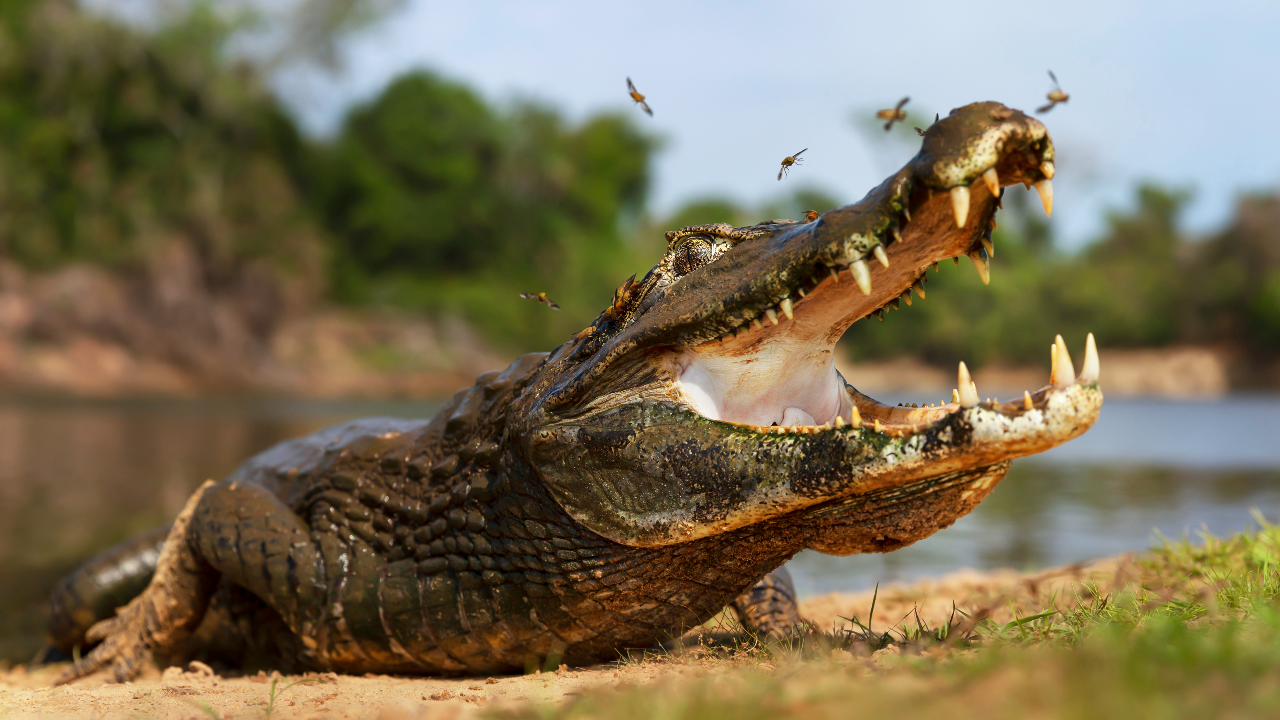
[1, 395, 1277, 661]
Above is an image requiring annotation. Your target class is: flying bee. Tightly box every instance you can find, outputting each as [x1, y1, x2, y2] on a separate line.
[777, 148, 807, 181]
[875, 96, 910, 131]
[626, 77, 653, 116]
[1037, 70, 1069, 113]
[520, 292, 561, 310]
[804, 210, 819, 222]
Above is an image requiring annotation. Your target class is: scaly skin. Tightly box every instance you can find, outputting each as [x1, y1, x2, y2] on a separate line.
[50, 101, 1099, 682]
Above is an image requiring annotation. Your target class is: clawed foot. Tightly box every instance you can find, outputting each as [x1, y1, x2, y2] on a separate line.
[56, 479, 217, 685]
[55, 595, 157, 684]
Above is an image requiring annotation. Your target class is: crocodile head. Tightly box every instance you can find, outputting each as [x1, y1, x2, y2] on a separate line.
[513, 101, 1101, 554]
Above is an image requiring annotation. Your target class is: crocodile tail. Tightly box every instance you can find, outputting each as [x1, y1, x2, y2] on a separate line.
[45, 524, 171, 655]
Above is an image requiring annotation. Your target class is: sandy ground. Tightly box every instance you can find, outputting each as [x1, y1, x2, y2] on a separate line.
[0, 556, 1135, 719]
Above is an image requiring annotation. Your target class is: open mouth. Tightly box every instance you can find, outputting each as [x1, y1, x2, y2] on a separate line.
[672, 105, 1096, 440]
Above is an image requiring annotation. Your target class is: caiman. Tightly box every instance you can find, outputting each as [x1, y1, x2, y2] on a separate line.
[49, 101, 1101, 683]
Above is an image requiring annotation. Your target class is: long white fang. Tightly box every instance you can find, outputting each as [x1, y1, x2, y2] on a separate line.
[850, 260, 872, 295]
[1054, 334, 1074, 388]
[982, 167, 1000, 197]
[780, 298, 794, 320]
[765, 308, 779, 325]
[873, 245, 890, 268]
[957, 362, 979, 407]
[1033, 179, 1053, 216]
[1040, 161, 1055, 179]
[1082, 332, 1100, 381]
[969, 250, 991, 285]
[950, 186, 970, 228]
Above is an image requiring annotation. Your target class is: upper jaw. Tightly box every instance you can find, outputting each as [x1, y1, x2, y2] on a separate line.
[574, 102, 1051, 384]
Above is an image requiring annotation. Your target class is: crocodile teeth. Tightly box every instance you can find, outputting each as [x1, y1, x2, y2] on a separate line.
[981, 236, 995, 257]
[1041, 161, 1055, 179]
[765, 308, 779, 325]
[1082, 332, 1100, 381]
[1054, 334, 1075, 388]
[912, 280, 926, 299]
[891, 226, 902, 243]
[951, 388, 959, 403]
[874, 419, 882, 433]
[969, 249, 991, 285]
[957, 362, 979, 407]
[950, 186, 970, 228]
[982, 167, 1000, 197]
[1034, 179, 1054, 216]
[850, 260, 872, 296]
[751, 319, 763, 331]
[834, 415, 845, 428]
[873, 245, 890, 268]
[901, 291, 912, 306]
[779, 298, 794, 320]
[1024, 390, 1033, 410]
[849, 406, 862, 428]
[829, 268, 839, 283]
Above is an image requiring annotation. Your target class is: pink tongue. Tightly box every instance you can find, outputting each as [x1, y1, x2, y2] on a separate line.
[780, 407, 815, 426]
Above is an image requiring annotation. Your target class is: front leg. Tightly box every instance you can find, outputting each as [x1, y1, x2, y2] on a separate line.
[57, 479, 329, 684]
[57, 481, 219, 684]
[731, 567, 804, 639]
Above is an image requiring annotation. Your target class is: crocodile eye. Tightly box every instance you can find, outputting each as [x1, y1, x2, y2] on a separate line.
[671, 238, 713, 276]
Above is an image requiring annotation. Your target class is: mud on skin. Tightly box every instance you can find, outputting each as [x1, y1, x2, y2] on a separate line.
[48, 101, 1101, 682]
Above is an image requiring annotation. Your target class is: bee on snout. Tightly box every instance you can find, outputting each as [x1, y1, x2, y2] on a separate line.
[520, 292, 561, 310]
[777, 148, 807, 181]
[1037, 71, 1069, 113]
[875, 97, 909, 131]
[804, 210, 819, 222]
[626, 77, 653, 116]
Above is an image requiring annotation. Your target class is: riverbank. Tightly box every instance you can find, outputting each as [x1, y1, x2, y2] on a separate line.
[3, 523, 1275, 719]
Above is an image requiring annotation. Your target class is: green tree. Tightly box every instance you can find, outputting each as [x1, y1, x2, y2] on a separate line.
[309, 71, 657, 350]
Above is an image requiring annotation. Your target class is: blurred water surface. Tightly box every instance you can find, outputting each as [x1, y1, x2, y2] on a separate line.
[1, 395, 1277, 661]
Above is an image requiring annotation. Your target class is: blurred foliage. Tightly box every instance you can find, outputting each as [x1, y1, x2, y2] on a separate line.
[306, 70, 659, 348]
[0, 0, 325, 297]
[1, 0, 1279, 367]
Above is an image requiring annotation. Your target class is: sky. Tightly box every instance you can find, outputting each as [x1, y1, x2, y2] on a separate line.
[265, 1, 1279, 247]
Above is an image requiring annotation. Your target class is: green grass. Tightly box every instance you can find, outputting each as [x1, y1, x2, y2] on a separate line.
[491, 517, 1280, 720]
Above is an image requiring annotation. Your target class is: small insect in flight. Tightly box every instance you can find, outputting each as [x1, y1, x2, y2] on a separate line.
[520, 292, 561, 310]
[875, 97, 910, 131]
[626, 77, 653, 116]
[777, 148, 807, 181]
[1037, 71, 1069, 113]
